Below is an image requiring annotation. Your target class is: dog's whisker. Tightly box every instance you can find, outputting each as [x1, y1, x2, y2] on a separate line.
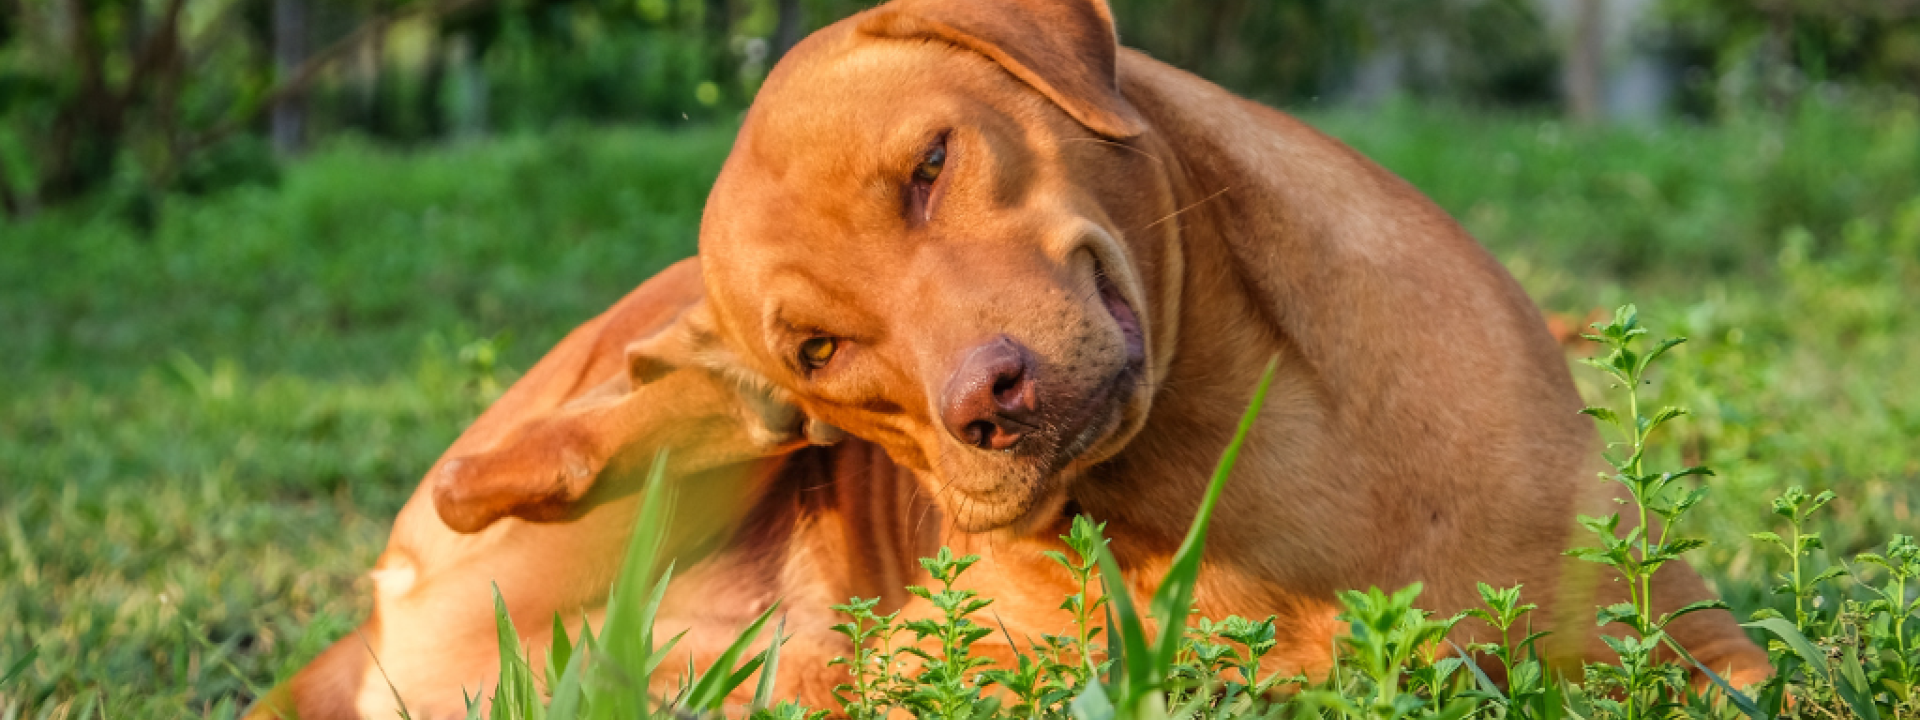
[911, 470, 956, 539]
[1136, 185, 1231, 232]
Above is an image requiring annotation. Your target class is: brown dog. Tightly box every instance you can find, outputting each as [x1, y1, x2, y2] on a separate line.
[265, 1, 1770, 712]
[694, 0, 1769, 688]
[250, 260, 853, 719]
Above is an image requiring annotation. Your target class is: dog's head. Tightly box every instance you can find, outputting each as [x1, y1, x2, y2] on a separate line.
[700, 0, 1181, 532]
[433, 300, 841, 533]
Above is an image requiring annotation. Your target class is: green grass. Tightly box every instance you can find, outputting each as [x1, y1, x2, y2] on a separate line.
[1, 99, 1916, 716]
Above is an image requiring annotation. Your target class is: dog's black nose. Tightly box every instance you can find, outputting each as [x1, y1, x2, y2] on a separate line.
[940, 336, 1038, 450]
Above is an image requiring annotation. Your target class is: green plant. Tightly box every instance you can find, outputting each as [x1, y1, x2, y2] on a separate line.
[1046, 515, 1114, 677]
[900, 548, 1002, 720]
[1462, 583, 1556, 720]
[1215, 615, 1281, 695]
[1742, 488, 1889, 720]
[829, 596, 904, 720]
[1751, 488, 1844, 631]
[1566, 305, 1738, 720]
[1297, 585, 1473, 720]
[1856, 535, 1919, 717]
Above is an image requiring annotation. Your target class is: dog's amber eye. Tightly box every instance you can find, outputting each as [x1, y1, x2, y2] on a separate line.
[914, 145, 945, 183]
[798, 337, 837, 370]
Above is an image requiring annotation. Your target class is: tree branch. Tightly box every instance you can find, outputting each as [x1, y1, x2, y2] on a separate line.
[121, 0, 190, 105]
[190, 0, 494, 150]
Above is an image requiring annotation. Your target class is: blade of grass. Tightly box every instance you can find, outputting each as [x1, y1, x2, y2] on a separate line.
[357, 629, 416, 720]
[546, 619, 593, 720]
[750, 616, 788, 712]
[1659, 635, 1769, 720]
[548, 612, 575, 689]
[586, 451, 675, 720]
[681, 602, 783, 711]
[1093, 544, 1155, 708]
[0, 647, 35, 686]
[1148, 356, 1277, 670]
[490, 583, 544, 720]
[1084, 356, 1278, 719]
[1444, 640, 1503, 698]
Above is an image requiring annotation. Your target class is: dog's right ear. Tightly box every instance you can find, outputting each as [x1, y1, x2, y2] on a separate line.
[859, 0, 1144, 139]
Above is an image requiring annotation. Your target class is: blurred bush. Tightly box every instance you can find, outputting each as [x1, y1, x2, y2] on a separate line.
[2, 0, 1917, 217]
[1111, 0, 1560, 107]
[1656, 0, 1920, 115]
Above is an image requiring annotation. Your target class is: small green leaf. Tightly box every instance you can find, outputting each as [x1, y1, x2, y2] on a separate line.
[1639, 337, 1686, 373]
[1743, 617, 1832, 678]
[1581, 407, 1620, 426]
[1658, 599, 1729, 629]
[1661, 537, 1709, 556]
[1643, 406, 1688, 433]
[1595, 602, 1640, 627]
[548, 612, 574, 685]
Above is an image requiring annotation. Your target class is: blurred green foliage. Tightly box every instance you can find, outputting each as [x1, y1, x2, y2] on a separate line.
[1317, 95, 1920, 278]
[1111, 0, 1560, 106]
[0, 0, 875, 214]
[6, 0, 1915, 216]
[1657, 0, 1920, 113]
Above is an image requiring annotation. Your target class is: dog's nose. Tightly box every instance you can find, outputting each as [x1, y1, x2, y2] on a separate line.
[941, 336, 1039, 450]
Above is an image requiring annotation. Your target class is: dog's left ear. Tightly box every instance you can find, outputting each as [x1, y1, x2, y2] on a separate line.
[625, 301, 725, 387]
[859, 0, 1145, 139]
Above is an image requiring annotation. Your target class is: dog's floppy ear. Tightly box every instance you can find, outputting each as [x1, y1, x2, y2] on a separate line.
[859, 0, 1144, 139]
[625, 301, 726, 387]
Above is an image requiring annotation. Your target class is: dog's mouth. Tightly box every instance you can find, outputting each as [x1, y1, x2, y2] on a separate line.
[1096, 262, 1147, 369]
[1053, 263, 1147, 463]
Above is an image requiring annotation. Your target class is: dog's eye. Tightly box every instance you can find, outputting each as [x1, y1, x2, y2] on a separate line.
[798, 337, 838, 371]
[914, 144, 945, 184]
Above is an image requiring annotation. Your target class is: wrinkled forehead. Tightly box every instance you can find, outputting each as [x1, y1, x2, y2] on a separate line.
[698, 35, 1050, 335]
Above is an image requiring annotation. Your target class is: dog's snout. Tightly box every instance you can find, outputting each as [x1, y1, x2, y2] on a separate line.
[941, 336, 1038, 451]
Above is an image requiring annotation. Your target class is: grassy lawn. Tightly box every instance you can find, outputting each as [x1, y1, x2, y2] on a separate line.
[2, 101, 1916, 716]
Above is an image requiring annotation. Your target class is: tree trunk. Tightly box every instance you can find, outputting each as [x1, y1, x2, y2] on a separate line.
[1565, 0, 1605, 124]
[360, 6, 388, 130]
[1764, 8, 1796, 112]
[706, 0, 731, 99]
[772, 0, 801, 63]
[40, 0, 123, 204]
[272, 0, 309, 155]
[0, 151, 20, 218]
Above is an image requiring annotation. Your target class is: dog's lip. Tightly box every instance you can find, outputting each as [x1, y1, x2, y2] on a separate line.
[1049, 267, 1147, 466]
[1096, 263, 1148, 366]
[1054, 359, 1139, 463]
